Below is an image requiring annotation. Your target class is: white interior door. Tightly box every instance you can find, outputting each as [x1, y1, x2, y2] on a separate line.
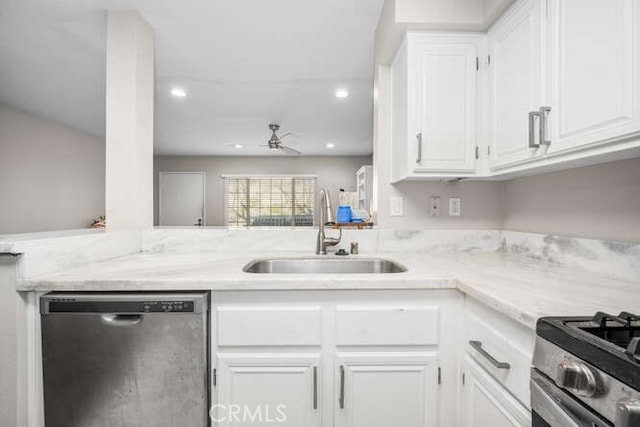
[159, 172, 205, 226]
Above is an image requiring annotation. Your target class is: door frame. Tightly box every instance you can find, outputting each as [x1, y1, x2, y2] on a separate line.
[158, 171, 206, 226]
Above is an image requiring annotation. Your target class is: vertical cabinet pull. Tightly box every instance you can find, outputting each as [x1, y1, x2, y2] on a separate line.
[539, 106, 552, 146]
[312, 366, 318, 410]
[529, 107, 552, 148]
[416, 133, 423, 164]
[528, 111, 540, 148]
[339, 365, 345, 409]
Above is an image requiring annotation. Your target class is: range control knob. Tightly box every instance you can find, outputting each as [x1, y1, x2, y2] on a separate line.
[555, 360, 599, 397]
[615, 399, 640, 427]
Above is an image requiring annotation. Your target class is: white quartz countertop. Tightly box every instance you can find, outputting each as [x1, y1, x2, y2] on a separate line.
[17, 250, 639, 330]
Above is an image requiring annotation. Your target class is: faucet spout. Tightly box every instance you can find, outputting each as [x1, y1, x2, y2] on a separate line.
[316, 189, 341, 255]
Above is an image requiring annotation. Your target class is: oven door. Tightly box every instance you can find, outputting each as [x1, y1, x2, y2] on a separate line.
[530, 369, 612, 427]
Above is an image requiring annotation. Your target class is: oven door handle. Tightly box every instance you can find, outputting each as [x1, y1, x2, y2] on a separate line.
[530, 369, 611, 427]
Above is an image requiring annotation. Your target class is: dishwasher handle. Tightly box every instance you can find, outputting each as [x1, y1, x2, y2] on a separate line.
[100, 314, 142, 327]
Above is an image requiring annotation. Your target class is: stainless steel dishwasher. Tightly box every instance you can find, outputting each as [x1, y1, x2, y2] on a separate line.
[40, 292, 210, 427]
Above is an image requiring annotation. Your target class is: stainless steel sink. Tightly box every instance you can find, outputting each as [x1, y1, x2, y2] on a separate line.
[243, 257, 408, 274]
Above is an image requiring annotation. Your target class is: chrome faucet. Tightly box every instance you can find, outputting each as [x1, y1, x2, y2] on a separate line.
[316, 189, 342, 255]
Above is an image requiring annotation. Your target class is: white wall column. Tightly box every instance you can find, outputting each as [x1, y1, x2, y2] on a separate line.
[105, 10, 154, 230]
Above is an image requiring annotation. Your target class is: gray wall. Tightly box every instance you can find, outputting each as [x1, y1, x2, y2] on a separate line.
[154, 155, 372, 226]
[3, 101, 637, 242]
[0, 104, 105, 234]
[502, 157, 640, 242]
[379, 180, 505, 229]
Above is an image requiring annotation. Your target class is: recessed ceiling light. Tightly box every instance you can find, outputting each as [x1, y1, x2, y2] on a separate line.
[326, 142, 335, 149]
[234, 144, 244, 149]
[335, 89, 349, 99]
[170, 87, 187, 98]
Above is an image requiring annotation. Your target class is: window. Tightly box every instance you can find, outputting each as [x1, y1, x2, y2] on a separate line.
[223, 175, 316, 228]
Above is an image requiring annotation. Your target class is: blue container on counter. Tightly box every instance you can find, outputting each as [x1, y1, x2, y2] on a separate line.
[336, 206, 352, 223]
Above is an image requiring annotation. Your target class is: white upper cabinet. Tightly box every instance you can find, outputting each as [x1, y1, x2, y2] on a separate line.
[487, 0, 547, 170]
[391, 33, 482, 181]
[546, 0, 640, 154]
[484, 0, 640, 176]
[387, 0, 640, 180]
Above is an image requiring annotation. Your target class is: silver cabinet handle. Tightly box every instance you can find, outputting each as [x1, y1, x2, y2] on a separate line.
[339, 365, 345, 409]
[539, 106, 551, 146]
[469, 340, 511, 369]
[416, 133, 423, 164]
[529, 111, 540, 148]
[313, 366, 318, 410]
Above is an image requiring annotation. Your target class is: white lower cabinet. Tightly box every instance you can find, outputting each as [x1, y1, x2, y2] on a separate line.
[460, 354, 531, 427]
[460, 297, 534, 427]
[212, 290, 460, 427]
[216, 353, 321, 427]
[211, 290, 535, 427]
[335, 352, 439, 427]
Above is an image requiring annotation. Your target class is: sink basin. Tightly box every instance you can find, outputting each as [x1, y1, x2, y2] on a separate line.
[243, 257, 408, 274]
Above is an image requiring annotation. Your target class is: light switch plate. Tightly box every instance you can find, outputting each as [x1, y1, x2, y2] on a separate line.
[449, 197, 461, 216]
[428, 196, 441, 217]
[390, 196, 403, 216]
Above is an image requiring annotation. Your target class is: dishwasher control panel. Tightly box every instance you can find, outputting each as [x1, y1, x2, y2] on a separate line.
[46, 299, 196, 313]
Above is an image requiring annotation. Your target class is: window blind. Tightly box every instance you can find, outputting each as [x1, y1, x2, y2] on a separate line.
[223, 176, 316, 228]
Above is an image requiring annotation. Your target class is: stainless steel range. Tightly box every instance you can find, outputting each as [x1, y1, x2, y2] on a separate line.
[531, 312, 640, 427]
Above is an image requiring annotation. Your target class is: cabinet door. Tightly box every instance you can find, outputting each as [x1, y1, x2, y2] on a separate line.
[460, 354, 530, 427]
[335, 352, 439, 427]
[488, 0, 546, 169]
[413, 39, 478, 173]
[216, 353, 321, 427]
[547, 0, 640, 153]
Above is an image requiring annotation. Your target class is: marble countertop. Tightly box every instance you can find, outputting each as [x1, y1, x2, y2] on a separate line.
[0, 229, 105, 251]
[18, 250, 639, 330]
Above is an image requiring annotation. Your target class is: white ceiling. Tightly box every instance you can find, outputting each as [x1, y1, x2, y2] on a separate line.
[0, 0, 384, 156]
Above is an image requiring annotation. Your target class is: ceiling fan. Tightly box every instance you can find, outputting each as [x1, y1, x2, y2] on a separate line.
[262, 124, 301, 155]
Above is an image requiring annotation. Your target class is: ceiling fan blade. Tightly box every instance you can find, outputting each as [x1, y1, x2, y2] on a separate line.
[279, 145, 302, 155]
[279, 132, 300, 140]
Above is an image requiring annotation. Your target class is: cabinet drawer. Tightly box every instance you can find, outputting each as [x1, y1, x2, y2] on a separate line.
[335, 306, 439, 346]
[464, 299, 535, 407]
[217, 306, 322, 346]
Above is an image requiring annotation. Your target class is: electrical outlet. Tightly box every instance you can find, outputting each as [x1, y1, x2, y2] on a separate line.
[390, 196, 403, 216]
[428, 196, 441, 217]
[449, 197, 461, 216]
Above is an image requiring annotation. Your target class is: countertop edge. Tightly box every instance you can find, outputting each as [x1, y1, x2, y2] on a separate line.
[16, 276, 539, 329]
